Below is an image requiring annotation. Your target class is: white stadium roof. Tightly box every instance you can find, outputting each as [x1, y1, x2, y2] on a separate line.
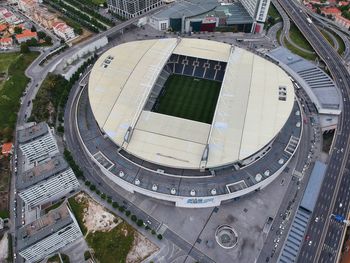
[88, 38, 295, 169]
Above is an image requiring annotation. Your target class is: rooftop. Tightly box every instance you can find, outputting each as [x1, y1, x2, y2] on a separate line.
[17, 154, 68, 189]
[300, 161, 327, 212]
[18, 122, 49, 144]
[267, 47, 341, 115]
[16, 29, 37, 39]
[152, 0, 218, 20]
[89, 38, 295, 169]
[17, 203, 73, 250]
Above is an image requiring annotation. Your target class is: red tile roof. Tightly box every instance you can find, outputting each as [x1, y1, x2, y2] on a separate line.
[1, 142, 12, 156]
[16, 30, 37, 39]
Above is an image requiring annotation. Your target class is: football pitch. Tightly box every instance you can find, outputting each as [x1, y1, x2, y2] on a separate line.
[154, 74, 221, 124]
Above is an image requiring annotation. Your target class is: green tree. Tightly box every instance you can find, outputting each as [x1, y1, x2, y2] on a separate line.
[14, 27, 22, 34]
[137, 219, 143, 227]
[44, 35, 52, 44]
[37, 31, 46, 39]
[20, 43, 29, 53]
[31, 25, 37, 32]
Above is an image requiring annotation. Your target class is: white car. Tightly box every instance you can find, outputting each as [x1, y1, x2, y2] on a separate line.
[308, 240, 313, 246]
[315, 217, 319, 222]
[340, 203, 343, 208]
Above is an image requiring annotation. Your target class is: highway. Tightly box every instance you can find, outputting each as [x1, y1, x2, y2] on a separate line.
[276, 0, 350, 262]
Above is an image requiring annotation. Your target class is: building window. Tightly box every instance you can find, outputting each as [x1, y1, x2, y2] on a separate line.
[160, 22, 167, 30]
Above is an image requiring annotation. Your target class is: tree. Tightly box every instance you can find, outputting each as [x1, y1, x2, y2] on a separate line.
[137, 219, 143, 227]
[131, 215, 137, 222]
[100, 193, 106, 199]
[85, 181, 91, 186]
[125, 210, 131, 216]
[31, 25, 37, 32]
[26, 38, 38, 46]
[157, 234, 163, 240]
[14, 26, 22, 34]
[37, 31, 46, 39]
[20, 43, 29, 53]
[89, 184, 96, 191]
[112, 202, 119, 208]
[44, 35, 52, 45]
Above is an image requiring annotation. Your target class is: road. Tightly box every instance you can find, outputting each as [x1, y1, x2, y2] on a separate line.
[276, 0, 350, 262]
[10, 6, 166, 262]
[64, 77, 216, 263]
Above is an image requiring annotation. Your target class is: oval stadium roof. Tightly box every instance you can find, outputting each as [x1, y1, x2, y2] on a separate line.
[88, 38, 295, 169]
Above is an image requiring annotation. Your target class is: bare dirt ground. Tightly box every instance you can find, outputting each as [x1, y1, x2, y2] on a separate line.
[126, 233, 159, 263]
[75, 192, 158, 262]
[75, 192, 121, 234]
[0, 232, 8, 262]
[70, 29, 93, 46]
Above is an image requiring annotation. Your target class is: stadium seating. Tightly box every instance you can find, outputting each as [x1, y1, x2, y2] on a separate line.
[144, 54, 228, 111]
[165, 55, 227, 82]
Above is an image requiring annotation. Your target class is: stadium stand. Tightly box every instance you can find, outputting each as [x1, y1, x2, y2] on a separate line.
[144, 53, 227, 111]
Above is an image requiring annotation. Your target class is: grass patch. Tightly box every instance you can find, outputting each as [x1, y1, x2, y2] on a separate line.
[154, 74, 221, 124]
[68, 196, 88, 235]
[326, 29, 346, 55]
[91, 0, 105, 5]
[320, 29, 335, 48]
[285, 38, 318, 61]
[323, 130, 334, 153]
[61, 253, 70, 263]
[289, 24, 314, 52]
[44, 200, 64, 214]
[47, 254, 60, 262]
[86, 222, 134, 263]
[0, 52, 39, 142]
[265, 3, 282, 30]
[0, 210, 9, 219]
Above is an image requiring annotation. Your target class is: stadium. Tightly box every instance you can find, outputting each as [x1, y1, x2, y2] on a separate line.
[77, 38, 302, 207]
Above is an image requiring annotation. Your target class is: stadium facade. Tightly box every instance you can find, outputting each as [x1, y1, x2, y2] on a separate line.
[80, 38, 302, 207]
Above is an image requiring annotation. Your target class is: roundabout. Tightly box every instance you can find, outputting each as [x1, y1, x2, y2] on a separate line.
[215, 225, 238, 249]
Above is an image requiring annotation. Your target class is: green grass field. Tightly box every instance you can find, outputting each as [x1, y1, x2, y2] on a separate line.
[154, 75, 221, 124]
[0, 52, 39, 142]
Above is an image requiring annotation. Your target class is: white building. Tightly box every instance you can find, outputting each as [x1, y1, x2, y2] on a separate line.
[107, 0, 163, 18]
[240, 0, 271, 23]
[19, 168, 79, 209]
[52, 21, 75, 41]
[18, 122, 59, 167]
[18, 204, 82, 262]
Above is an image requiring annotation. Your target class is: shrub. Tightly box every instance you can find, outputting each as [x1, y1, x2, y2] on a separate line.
[137, 219, 143, 227]
[84, 251, 91, 260]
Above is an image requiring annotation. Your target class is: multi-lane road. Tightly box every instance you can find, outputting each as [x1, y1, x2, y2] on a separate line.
[277, 0, 350, 262]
